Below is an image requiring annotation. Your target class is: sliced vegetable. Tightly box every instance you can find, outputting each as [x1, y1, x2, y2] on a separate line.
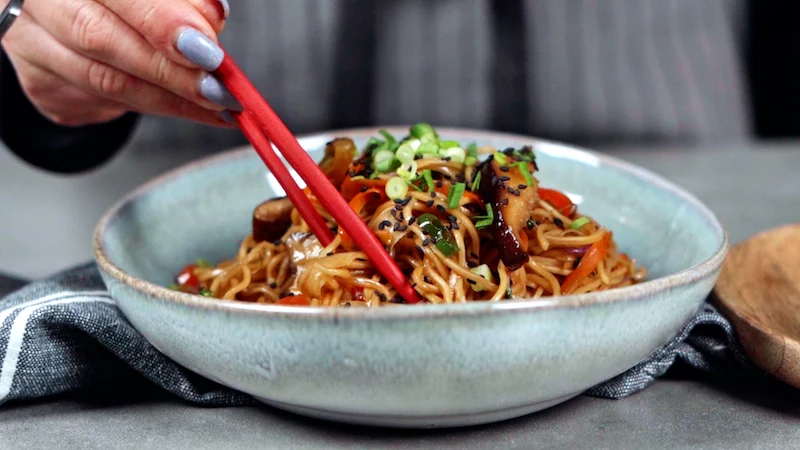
[464, 156, 478, 166]
[340, 176, 387, 200]
[467, 142, 478, 158]
[417, 142, 439, 156]
[276, 294, 311, 306]
[516, 161, 534, 186]
[447, 182, 466, 209]
[397, 161, 418, 179]
[469, 264, 494, 292]
[538, 188, 574, 215]
[569, 217, 591, 230]
[442, 147, 466, 164]
[372, 149, 394, 169]
[252, 197, 294, 243]
[561, 232, 611, 294]
[176, 264, 199, 288]
[198, 287, 214, 297]
[493, 152, 508, 165]
[471, 171, 482, 192]
[195, 258, 212, 268]
[396, 143, 415, 164]
[417, 213, 459, 257]
[410, 123, 437, 140]
[474, 203, 494, 229]
[385, 177, 409, 200]
[439, 139, 461, 149]
[379, 130, 398, 151]
[422, 170, 435, 192]
[318, 138, 358, 187]
[478, 157, 540, 270]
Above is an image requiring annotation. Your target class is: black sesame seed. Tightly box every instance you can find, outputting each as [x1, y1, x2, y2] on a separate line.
[500, 198, 509, 206]
[398, 212, 405, 221]
[554, 218, 564, 229]
[430, 192, 437, 198]
[401, 197, 412, 206]
[451, 222, 460, 230]
[442, 156, 452, 162]
[436, 180, 444, 188]
[518, 184, 527, 190]
[470, 252, 479, 259]
[444, 175, 452, 181]
[447, 214, 457, 223]
[499, 175, 511, 181]
[408, 216, 417, 225]
[526, 219, 535, 229]
[393, 222, 400, 231]
[396, 225, 408, 232]
[269, 282, 277, 288]
[395, 204, 404, 211]
[507, 187, 515, 194]
[393, 198, 404, 204]
[467, 261, 478, 268]
[436, 204, 447, 213]
[376, 292, 387, 301]
[503, 147, 515, 155]
[379, 220, 391, 230]
[273, 239, 283, 246]
[500, 166, 510, 172]
[422, 238, 431, 246]
[343, 302, 352, 307]
[416, 245, 425, 257]
[327, 252, 334, 256]
[426, 199, 435, 207]
[422, 229, 430, 236]
[414, 154, 423, 160]
[355, 257, 367, 261]
[423, 276, 431, 283]
[467, 279, 477, 285]
[360, 186, 369, 193]
[390, 209, 398, 217]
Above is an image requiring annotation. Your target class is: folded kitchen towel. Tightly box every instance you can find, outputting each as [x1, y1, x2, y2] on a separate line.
[0, 263, 757, 406]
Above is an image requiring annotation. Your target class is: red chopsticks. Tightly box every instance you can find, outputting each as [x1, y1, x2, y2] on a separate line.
[215, 51, 421, 304]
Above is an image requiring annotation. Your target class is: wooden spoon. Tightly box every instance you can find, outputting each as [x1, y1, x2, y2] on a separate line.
[713, 223, 800, 388]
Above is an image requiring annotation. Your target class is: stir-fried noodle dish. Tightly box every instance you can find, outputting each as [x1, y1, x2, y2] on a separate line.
[172, 125, 646, 306]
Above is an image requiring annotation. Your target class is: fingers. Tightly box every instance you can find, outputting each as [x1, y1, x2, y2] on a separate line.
[8, 14, 230, 128]
[186, 0, 228, 33]
[94, 0, 224, 69]
[24, 0, 235, 111]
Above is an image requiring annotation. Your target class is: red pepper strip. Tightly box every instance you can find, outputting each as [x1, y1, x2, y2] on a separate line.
[276, 294, 310, 306]
[561, 232, 611, 295]
[538, 188, 574, 215]
[176, 264, 200, 287]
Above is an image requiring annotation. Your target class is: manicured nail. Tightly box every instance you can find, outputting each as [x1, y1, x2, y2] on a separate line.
[176, 28, 224, 72]
[218, 0, 230, 19]
[200, 74, 242, 110]
[219, 110, 235, 124]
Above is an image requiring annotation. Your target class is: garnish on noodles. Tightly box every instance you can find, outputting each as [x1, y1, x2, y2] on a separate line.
[172, 124, 646, 306]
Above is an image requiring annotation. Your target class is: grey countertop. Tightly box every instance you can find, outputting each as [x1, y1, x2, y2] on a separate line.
[1, 138, 800, 448]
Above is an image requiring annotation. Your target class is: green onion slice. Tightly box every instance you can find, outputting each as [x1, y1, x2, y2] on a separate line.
[422, 170, 435, 192]
[385, 177, 409, 200]
[516, 161, 534, 186]
[471, 171, 482, 192]
[474, 203, 494, 229]
[569, 217, 591, 230]
[447, 182, 466, 209]
[417, 213, 459, 257]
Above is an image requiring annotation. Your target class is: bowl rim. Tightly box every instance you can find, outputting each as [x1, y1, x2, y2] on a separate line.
[94, 126, 729, 319]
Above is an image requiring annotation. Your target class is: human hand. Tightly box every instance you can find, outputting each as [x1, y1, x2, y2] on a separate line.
[1, 0, 239, 127]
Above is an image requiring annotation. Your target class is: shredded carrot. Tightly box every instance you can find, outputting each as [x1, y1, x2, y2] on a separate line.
[538, 188, 574, 215]
[561, 231, 611, 294]
[276, 294, 310, 306]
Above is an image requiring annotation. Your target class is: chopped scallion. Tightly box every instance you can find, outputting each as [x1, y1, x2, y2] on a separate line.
[397, 161, 418, 179]
[471, 171, 482, 192]
[442, 147, 466, 164]
[447, 182, 466, 209]
[195, 258, 212, 268]
[474, 203, 494, 229]
[516, 162, 534, 186]
[417, 142, 439, 155]
[385, 177, 409, 200]
[198, 287, 214, 297]
[469, 264, 494, 292]
[379, 130, 398, 150]
[569, 217, 591, 230]
[396, 143, 415, 164]
[467, 142, 478, 158]
[375, 157, 400, 174]
[404, 178, 423, 191]
[439, 140, 461, 149]
[410, 123, 437, 139]
[422, 170, 435, 192]
[493, 152, 508, 165]
[372, 149, 394, 169]
[463, 156, 478, 166]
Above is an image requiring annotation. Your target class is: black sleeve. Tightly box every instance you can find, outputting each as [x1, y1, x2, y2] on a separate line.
[0, 49, 140, 174]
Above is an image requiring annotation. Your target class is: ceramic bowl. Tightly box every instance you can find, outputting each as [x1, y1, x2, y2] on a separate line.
[94, 127, 727, 428]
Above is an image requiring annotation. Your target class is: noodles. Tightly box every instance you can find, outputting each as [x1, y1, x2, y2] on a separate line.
[173, 125, 646, 306]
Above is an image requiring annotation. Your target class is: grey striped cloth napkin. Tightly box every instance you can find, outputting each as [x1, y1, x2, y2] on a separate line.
[0, 263, 756, 407]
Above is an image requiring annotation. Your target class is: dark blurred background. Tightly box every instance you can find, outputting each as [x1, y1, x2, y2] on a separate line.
[1, 0, 798, 277]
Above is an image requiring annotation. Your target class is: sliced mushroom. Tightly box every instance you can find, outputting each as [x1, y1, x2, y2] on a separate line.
[478, 156, 540, 270]
[318, 138, 358, 188]
[253, 197, 294, 243]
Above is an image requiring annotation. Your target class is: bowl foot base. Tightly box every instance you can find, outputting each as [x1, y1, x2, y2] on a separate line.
[254, 392, 581, 428]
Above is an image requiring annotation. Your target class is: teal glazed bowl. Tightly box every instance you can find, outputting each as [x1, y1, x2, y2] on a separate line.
[94, 128, 727, 428]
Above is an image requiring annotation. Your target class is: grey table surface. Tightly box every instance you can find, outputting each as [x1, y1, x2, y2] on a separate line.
[1, 138, 799, 449]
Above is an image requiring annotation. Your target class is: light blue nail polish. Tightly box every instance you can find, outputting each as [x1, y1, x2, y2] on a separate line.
[218, 0, 230, 19]
[176, 28, 224, 72]
[200, 74, 242, 110]
[219, 110, 235, 124]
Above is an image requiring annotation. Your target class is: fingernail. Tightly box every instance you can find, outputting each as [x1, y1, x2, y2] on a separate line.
[218, 0, 230, 19]
[200, 74, 242, 110]
[176, 28, 224, 71]
[219, 110, 235, 124]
